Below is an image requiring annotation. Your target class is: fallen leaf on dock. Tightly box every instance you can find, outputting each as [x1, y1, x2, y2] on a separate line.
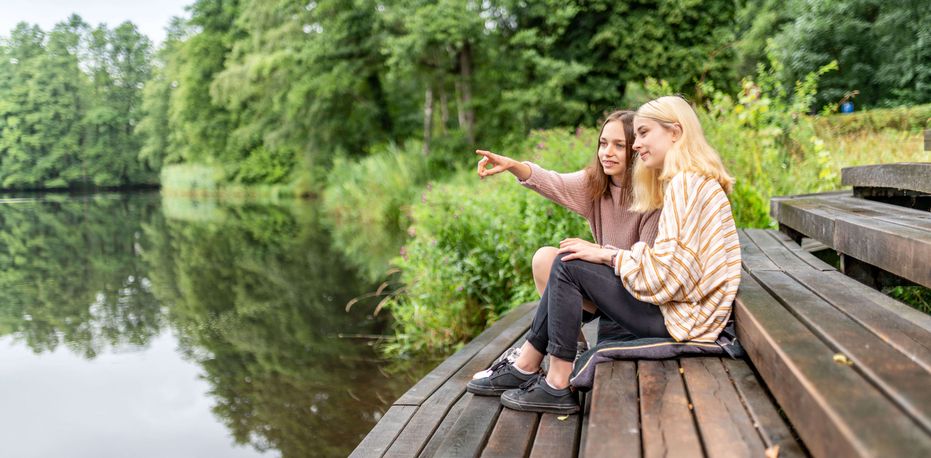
[557, 415, 569, 421]
[832, 353, 853, 366]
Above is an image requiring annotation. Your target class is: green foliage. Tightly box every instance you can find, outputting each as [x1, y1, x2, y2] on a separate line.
[323, 142, 431, 281]
[159, 163, 224, 194]
[381, 129, 592, 355]
[771, 0, 931, 108]
[0, 16, 156, 189]
[886, 286, 931, 315]
[138, 0, 745, 193]
[814, 104, 931, 135]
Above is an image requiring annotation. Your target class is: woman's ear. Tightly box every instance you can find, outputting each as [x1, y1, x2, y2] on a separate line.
[671, 122, 683, 142]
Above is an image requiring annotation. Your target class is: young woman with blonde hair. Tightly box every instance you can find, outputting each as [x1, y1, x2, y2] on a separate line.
[470, 96, 740, 414]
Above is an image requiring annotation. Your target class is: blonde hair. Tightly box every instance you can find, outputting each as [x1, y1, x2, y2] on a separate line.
[630, 96, 734, 212]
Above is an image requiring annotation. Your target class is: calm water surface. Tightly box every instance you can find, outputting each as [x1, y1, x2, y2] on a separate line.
[0, 192, 431, 457]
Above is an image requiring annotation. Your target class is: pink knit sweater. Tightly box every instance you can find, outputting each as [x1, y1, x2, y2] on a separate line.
[517, 162, 661, 249]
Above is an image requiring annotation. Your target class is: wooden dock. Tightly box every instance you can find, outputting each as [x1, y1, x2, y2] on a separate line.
[352, 299, 803, 458]
[354, 162, 931, 458]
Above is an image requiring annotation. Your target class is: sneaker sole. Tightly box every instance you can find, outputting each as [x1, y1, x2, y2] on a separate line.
[500, 394, 580, 415]
[465, 382, 510, 396]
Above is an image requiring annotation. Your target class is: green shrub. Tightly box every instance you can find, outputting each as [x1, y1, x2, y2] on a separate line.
[322, 141, 463, 281]
[160, 163, 223, 195]
[814, 104, 931, 135]
[886, 286, 931, 315]
[382, 130, 592, 355]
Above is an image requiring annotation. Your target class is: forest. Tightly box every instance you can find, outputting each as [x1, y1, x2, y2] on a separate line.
[0, 0, 927, 192]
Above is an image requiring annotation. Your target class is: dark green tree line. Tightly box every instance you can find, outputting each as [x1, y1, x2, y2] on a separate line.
[0, 15, 156, 189]
[2, 2, 926, 191]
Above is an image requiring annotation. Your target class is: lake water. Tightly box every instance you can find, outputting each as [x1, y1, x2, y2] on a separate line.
[0, 192, 431, 457]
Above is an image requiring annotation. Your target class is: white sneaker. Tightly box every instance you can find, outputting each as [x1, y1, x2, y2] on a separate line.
[473, 347, 522, 380]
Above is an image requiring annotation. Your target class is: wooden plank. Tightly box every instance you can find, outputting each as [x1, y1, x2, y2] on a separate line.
[739, 229, 779, 272]
[583, 361, 640, 458]
[433, 395, 502, 458]
[770, 197, 842, 246]
[833, 195, 931, 232]
[386, 314, 535, 456]
[639, 360, 702, 458]
[722, 358, 807, 458]
[681, 358, 766, 458]
[841, 163, 931, 194]
[529, 413, 581, 458]
[350, 405, 418, 458]
[395, 302, 537, 406]
[734, 270, 931, 457]
[578, 387, 592, 456]
[419, 394, 470, 458]
[782, 193, 931, 235]
[766, 230, 836, 271]
[745, 229, 812, 272]
[481, 408, 539, 458]
[788, 268, 931, 370]
[771, 194, 931, 287]
[833, 215, 931, 288]
[754, 270, 931, 432]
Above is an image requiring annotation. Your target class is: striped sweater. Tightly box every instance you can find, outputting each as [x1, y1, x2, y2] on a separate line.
[614, 172, 741, 342]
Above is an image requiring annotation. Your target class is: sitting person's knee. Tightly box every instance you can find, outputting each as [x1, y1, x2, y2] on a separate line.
[532, 246, 558, 273]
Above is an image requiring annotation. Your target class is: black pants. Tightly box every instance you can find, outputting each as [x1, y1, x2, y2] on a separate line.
[526, 252, 671, 361]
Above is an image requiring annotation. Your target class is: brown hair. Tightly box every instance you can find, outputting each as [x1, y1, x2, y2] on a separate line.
[583, 110, 637, 201]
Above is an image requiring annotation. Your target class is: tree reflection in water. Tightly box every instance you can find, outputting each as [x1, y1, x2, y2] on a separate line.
[0, 193, 429, 457]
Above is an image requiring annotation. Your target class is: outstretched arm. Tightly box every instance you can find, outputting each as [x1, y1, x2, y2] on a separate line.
[475, 149, 593, 218]
[475, 149, 531, 181]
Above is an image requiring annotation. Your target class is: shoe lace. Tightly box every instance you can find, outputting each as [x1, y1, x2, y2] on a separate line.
[518, 373, 542, 391]
[486, 358, 512, 376]
[478, 347, 522, 377]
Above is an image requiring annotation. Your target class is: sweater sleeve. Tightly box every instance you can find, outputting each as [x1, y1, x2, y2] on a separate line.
[516, 161, 594, 218]
[613, 173, 703, 305]
[638, 208, 662, 247]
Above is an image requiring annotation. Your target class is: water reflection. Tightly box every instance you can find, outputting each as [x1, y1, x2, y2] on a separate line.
[0, 193, 427, 457]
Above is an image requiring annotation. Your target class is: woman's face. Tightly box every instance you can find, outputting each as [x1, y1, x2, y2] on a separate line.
[598, 120, 628, 178]
[632, 116, 678, 169]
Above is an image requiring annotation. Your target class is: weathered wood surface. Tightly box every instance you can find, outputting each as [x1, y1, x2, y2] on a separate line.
[360, 224, 931, 457]
[584, 360, 641, 457]
[738, 229, 931, 457]
[357, 294, 803, 457]
[841, 163, 931, 195]
[770, 191, 931, 287]
[354, 302, 536, 458]
[638, 360, 702, 458]
[735, 271, 931, 458]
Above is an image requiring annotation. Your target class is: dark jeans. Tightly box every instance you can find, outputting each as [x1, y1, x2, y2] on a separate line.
[526, 252, 671, 361]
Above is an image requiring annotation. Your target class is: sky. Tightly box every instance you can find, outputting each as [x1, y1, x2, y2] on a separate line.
[0, 0, 192, 46]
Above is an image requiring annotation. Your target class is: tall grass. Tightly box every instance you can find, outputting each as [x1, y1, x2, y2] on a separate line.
[321, 142, 460, 281]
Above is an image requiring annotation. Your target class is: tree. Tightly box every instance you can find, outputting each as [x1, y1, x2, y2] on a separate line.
[773, 0, 931, 108]
[0, 16, 156, 189]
